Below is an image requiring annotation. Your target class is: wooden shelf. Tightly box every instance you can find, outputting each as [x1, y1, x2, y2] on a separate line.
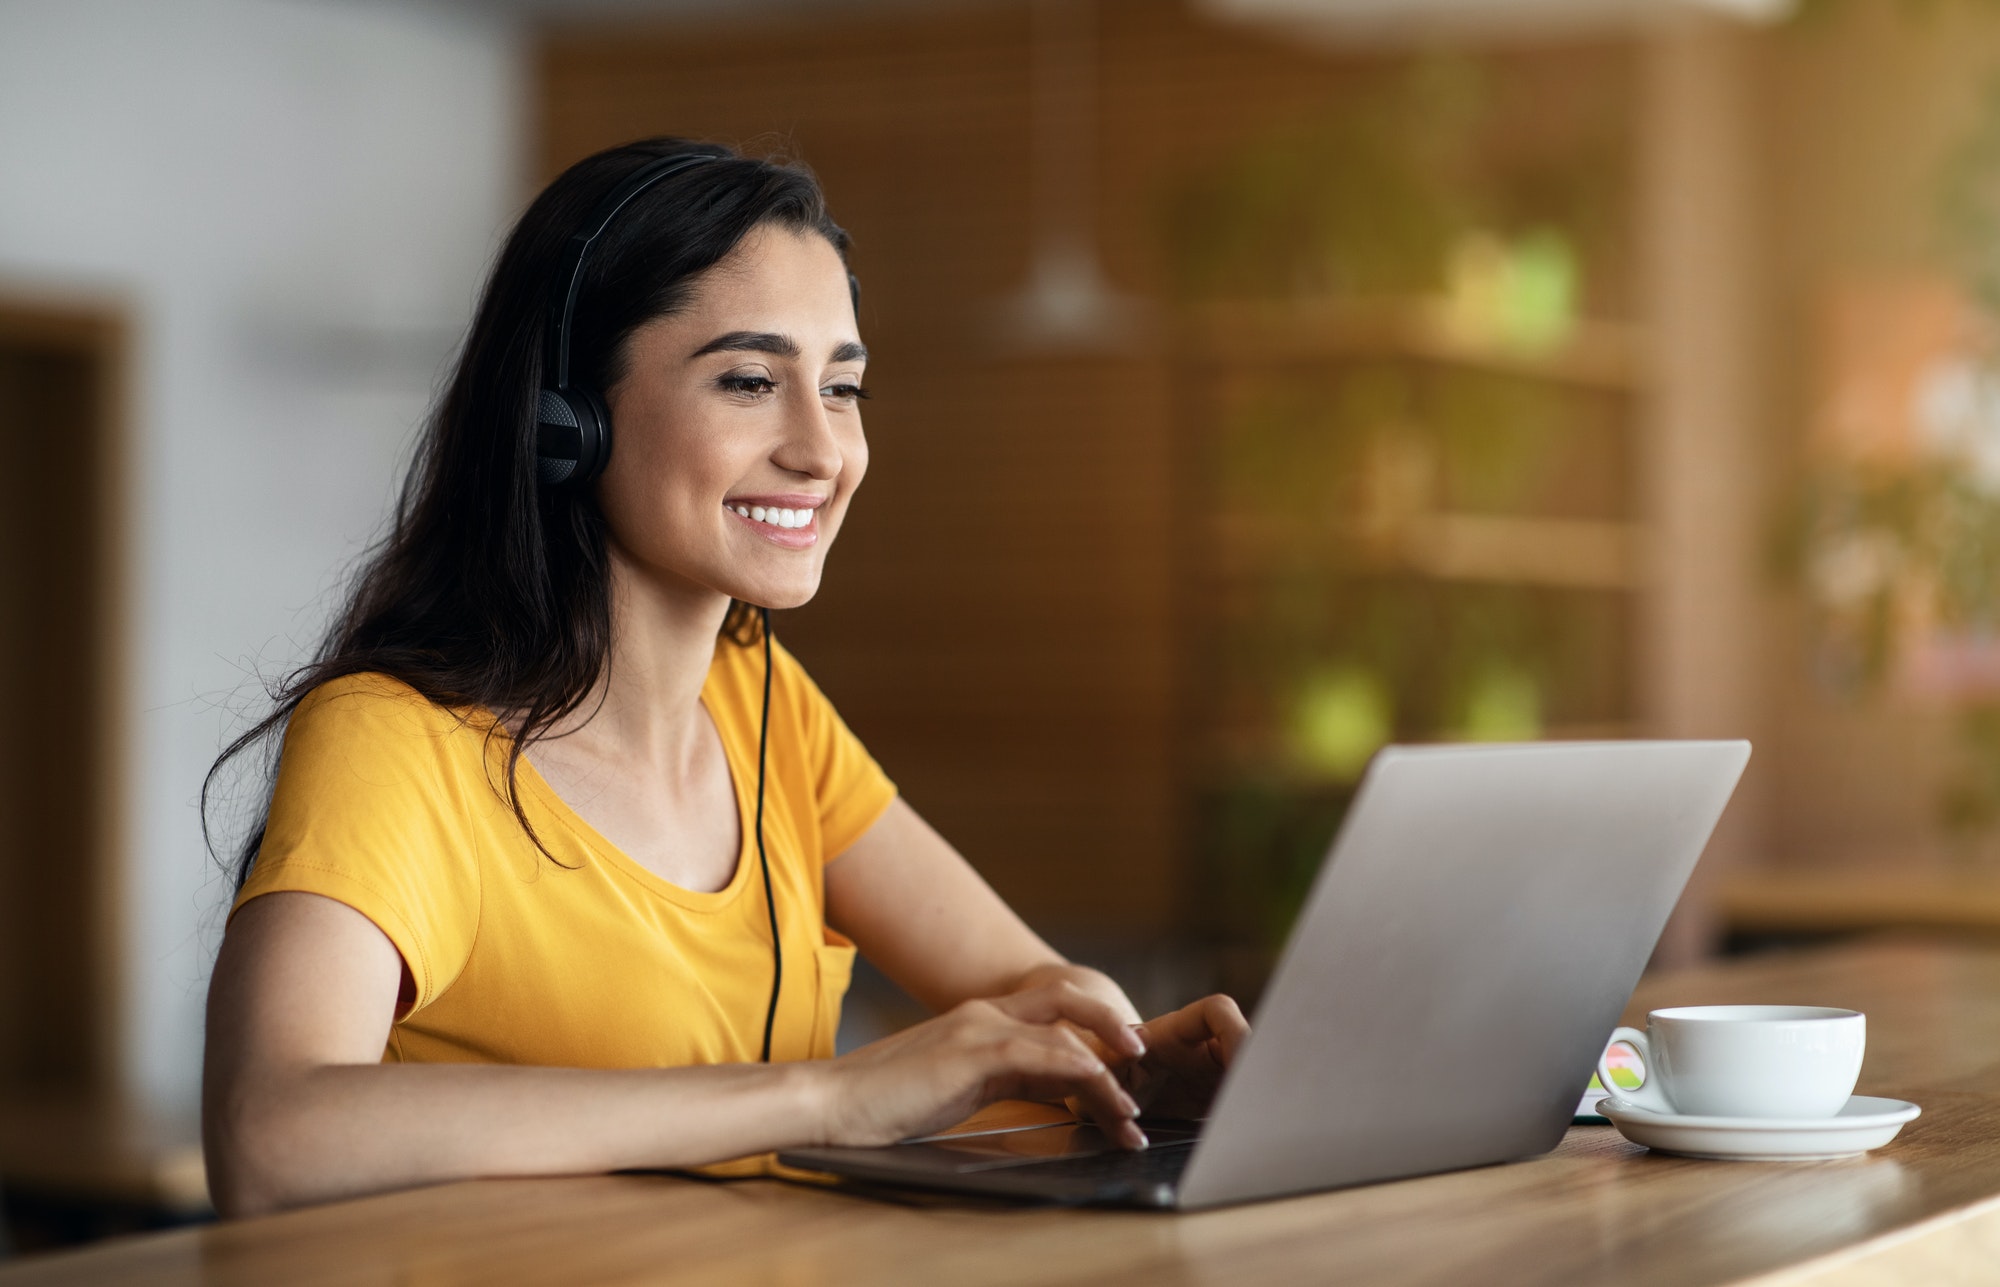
[1178, 299, 1649, 392]
[1210, 512, 1642, 591]
[1402, 513, 1639, 590]
[1719, 870, 2000, 936]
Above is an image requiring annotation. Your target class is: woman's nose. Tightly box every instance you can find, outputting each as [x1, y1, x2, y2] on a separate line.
[774, 391, 845, 479]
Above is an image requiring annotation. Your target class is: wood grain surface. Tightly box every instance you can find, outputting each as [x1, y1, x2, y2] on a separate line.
[5, 937, 2000, 1285]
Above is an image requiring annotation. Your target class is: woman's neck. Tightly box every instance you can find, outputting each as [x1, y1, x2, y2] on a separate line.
[543, 552, 734, 776]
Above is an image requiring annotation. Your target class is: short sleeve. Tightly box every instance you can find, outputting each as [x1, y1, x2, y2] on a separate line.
[772, 645, 897, 860]
[232, 674, 483, 1012]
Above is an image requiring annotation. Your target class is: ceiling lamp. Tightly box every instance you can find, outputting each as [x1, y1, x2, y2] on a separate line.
[987, 0, 1150, 354]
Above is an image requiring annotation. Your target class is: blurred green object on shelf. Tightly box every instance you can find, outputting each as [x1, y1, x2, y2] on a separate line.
[1289, 666, 1392, 782]
[1457, 664, 1543, 743]
[1442, 228, 1580, 356]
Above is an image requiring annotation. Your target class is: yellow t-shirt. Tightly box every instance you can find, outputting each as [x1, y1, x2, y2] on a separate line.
[233, 638, 896, 1076]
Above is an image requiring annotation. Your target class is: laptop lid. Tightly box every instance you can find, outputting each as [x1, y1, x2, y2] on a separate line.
[1174, 739, 1749, 1208]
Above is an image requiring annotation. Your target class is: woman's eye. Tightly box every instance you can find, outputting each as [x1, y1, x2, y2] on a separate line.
[719, 374, 777, 396]
[823, 383, 871, 403]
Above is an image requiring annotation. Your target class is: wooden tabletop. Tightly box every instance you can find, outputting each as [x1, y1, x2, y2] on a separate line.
[9, 936, 2000, 1286]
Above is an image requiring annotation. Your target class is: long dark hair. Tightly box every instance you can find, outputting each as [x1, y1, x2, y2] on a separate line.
[205, 137, 853, 889]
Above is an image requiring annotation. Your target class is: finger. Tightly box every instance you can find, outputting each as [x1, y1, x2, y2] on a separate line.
[996, 981, 1147, 1061]
[1140, 994, 1248, 1055]
[1198, 994, 1250, 1065]
[1043, 1071, 1147, 1151]
[1060, 1066, 1148, 1152]
[1143, 997, 1223, 1042]
[1040, 1024, 1144, 1127]
[985, 1030, 1147, 1150]
[1134, 1001, 1212, 1056]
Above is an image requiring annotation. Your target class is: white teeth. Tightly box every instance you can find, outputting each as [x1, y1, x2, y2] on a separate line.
[734, 504, 816, 529]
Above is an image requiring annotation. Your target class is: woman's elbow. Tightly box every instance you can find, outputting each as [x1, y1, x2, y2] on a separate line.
[203, 1080, 312, 1219]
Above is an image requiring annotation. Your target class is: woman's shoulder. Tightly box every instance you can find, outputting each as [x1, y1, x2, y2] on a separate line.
[287, 671, 494, 766]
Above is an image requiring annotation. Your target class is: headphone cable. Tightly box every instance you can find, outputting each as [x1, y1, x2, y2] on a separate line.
[755, 606, 781, 1063]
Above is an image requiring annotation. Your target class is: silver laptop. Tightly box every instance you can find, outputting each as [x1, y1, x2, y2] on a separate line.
[781, 740, 1750, 1209]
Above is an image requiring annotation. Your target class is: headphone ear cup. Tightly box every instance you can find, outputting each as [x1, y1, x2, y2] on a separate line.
[535, 386, 612, 486]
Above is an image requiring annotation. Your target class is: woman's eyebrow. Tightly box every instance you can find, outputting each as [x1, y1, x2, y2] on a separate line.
[690, 330, 799, 359]
[689, 332, 869, 364]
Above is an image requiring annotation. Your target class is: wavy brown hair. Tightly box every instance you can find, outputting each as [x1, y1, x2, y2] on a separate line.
[205, 137, 853, 887]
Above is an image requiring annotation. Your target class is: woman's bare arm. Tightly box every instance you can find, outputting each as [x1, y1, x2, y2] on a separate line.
[203, 890, 1144, 1217]
[825, 798, 1250, 1118]
[825, 797, 1140, 1021]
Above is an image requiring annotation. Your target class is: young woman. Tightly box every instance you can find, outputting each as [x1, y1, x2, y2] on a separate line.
[202, 139, 1247, 1218]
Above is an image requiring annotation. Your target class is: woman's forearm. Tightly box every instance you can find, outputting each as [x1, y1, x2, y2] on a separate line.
[827, 801, 1148, 1017]
[208, 1059, 827, 1217]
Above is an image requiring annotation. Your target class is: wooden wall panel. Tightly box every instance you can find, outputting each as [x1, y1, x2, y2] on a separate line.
[538, 3, 1354, 935]
[538, 3, 1630, 934]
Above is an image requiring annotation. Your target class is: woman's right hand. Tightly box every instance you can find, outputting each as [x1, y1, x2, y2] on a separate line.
[813, 980, 1150, 1150]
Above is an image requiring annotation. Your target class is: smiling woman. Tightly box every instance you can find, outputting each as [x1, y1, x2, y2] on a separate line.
[593, 228, 869, 621]
[198, 138, 1246, 1219]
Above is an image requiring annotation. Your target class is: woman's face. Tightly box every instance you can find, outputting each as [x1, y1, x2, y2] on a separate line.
[599, 223, 867, 613]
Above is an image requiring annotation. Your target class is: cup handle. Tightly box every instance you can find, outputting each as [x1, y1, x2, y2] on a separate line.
[1598, 1027, 1670, 1113]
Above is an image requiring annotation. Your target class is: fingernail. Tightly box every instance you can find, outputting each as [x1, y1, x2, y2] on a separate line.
[1124, 1028, 1147, 1056]
[1120, 1091, 1140, 1117]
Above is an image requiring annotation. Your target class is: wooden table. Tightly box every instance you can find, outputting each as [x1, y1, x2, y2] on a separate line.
[8, 937, 2000, 1286]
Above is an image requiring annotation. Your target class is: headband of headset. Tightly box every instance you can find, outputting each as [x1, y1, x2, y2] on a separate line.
[537, 152, 718, 486]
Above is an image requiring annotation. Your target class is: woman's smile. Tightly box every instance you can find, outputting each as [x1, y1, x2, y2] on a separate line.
[724, 492, 825, 549]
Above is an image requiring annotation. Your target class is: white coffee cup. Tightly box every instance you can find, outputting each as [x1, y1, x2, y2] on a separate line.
[1596, 1005, 1865, 1119]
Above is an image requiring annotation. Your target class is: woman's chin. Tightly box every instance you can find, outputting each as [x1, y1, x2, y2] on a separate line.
[732, 579, 822, 613]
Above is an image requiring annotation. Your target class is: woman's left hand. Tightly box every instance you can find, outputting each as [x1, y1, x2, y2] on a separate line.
[1117, 994, 1250, 1120]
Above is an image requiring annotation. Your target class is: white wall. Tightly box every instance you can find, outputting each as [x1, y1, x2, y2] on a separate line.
[0, 0, 523, 1114]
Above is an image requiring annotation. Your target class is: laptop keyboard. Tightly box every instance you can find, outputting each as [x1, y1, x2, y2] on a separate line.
[999, 1140, 1195, 1185]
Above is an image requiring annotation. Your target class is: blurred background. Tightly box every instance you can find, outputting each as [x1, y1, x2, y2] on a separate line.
[5, 0, 2000, 1254]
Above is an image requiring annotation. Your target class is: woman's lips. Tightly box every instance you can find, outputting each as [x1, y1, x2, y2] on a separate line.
[725, 500, 821, 549]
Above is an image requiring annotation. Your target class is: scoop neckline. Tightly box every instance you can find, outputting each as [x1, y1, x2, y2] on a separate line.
[507, 686, 758, 914]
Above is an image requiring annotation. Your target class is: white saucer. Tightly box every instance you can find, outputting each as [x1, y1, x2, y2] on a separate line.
[1595, 1094, 1921, 1161]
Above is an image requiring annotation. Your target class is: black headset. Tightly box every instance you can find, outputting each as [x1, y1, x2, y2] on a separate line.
[536, 152, 717, 487]
[539, 151, 788, 1064]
